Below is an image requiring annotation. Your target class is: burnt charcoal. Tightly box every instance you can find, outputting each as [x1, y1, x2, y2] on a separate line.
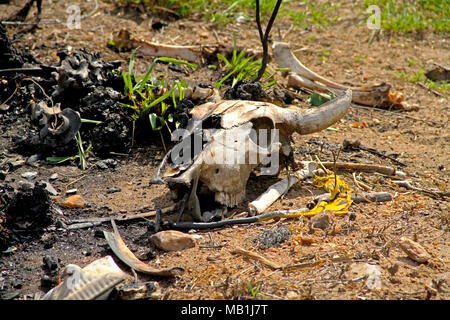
[152, 21, 168, 30]
[78, 86, 133, 156]
[107, 186, 121, 194]
[273, 87, 299, 105]
[51, 48, 123, 103]
[47, 49, 131, 156]
[4, 182, 52, 240]
[168, 62, 187, 74]
[0, 184, 14, 251]
[0, 218, 11, 252]
[87, 105, 133, 156]
[42, 255, 59, 272]
[1, 43, 133, 157]
[0, 22, 24, 69]
[254, 227, 291, 249]
[224, 81, 270, 101]
[95, 159, 117, 170]
[173, 99, 194, 129]
[40, 275, 58, 288]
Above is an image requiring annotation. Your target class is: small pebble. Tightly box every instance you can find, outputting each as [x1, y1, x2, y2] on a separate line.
[21, 171, 37, 180]
[61, 194, 86, 208]
[150, 230, 196, 252]
[43, 255, 59, 271]
[236, 15, 250, 23]
[95, 159, 116, 170]
[41, 181, 58, 196]
[27, 154, 40, 163]
[18, 180, 35, 190]
[107, 186, 121, 194]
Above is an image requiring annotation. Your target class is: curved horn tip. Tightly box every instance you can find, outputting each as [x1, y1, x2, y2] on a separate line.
[294, 88, 352, 135]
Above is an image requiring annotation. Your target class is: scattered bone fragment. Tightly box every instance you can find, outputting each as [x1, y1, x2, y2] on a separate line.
[273, 41, 407, 109]
[365, 264, 382, 290]
[149, 230, 197, 252]
[398, 236, 431, 264]
[109, 29, 264, 64]
[313, 191, 393, 204]
[116, 281, 161, 300]
[425, 64, 450, 82]
[308, 211, 335, 233]
[103, 220, 184, 276]
[41, 256, 128, 300]
[346, 263, 381, 290]
[248, 161, 317, 215]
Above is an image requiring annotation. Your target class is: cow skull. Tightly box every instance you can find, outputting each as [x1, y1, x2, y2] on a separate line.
[152, 89, 352, 221]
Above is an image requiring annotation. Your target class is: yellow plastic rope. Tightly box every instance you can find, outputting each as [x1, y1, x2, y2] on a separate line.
[259, 172, 353, 221]
[307, 172, 353, 216]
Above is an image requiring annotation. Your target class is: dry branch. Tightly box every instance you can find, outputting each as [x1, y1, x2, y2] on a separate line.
[66, 203, 178, 229]
[393, 180, 449, 198]
[318, 162, 406, 179]
[248, 160, 400, 216]
[313, 191, 393, 204]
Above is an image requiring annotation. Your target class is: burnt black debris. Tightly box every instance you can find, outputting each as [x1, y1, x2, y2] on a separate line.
[151, 20, 168, 30]
[3, 182, 52, 243]
[173, 99, 194, 129]
[254, 227, 291, 249]
[1, 23, 134, 158]
[50, 48, 133, 155]
[224, 80, 270, 101]
[51, 48, 123, 102]
[0, 22, 28, 69]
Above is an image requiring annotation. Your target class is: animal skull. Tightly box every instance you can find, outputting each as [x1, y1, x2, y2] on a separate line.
[152, 89, 352, 221]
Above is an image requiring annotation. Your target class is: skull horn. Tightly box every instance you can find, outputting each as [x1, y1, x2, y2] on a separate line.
[276, 88, 352, 135]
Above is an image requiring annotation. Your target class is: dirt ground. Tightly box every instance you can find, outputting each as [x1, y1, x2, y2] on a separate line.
[0, 0, 448, 300]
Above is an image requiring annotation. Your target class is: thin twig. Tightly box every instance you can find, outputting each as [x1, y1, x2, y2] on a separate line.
[351, 104, 442, 127]
[66, 203, 178, 226]
[230, 246, 283, 270]
[0, 85, 18, 108]
[416, 82, 444, 97]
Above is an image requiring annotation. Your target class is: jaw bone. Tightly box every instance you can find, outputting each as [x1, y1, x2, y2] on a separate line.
[273, 41, 407, 109]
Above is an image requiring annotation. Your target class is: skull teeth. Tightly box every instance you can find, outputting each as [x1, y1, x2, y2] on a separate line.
[215, 190, 246, 207]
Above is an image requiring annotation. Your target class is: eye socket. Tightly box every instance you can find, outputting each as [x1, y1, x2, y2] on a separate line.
[215, 168, 220, 174]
